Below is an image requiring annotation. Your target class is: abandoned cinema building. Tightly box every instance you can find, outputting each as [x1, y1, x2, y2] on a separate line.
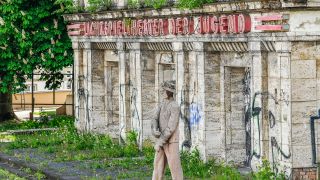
[64, 0, 320, 178]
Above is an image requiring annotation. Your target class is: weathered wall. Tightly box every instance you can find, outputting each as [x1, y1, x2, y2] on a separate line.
[204, 52, 222, 159]
[291, 42, 320, 168]
[141, 50, 156, 141]
[90, 50, 107, 133]
[105, 61, 120, 138]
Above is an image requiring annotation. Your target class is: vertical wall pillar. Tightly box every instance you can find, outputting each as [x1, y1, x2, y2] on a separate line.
[117, 0, 127, 8]
[83, 42, 92, 132]
[73, 42, 81, 129]
[118, 42, 129, 143]
[172, 42, 185, 150]
[129, 43, 143, 149]
[249, 41, 264, 169]
[191, 42, 206, 159]
[275, 42, 292, 175]
[155, 53, 163, 105]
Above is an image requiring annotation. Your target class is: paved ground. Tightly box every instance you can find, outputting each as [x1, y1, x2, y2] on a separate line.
[0, 147, 152, 180]
[14, 107, 59, 120]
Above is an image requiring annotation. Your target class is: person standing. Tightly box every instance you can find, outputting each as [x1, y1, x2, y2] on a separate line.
[151, 80, 183, 180]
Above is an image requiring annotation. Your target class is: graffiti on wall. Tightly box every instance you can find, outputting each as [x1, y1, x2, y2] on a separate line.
[250, 90, 291, 174]
[189, 103, 202, 126]
[119, 80, 143, 145]
[310, 110, 320, 165]
[119, 83, 126, 143]
[130, 82, 141, 129]
[242, 68, 291, 174]
[180, 89, 192, 150]
[243, 68, 252, 166]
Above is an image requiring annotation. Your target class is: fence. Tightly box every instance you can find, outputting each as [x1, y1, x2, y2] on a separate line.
[11, 69, 74, 120]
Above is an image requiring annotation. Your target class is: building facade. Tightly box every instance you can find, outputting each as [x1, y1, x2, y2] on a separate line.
[13, 67, 73, 109]
[65, 0, 320, 178]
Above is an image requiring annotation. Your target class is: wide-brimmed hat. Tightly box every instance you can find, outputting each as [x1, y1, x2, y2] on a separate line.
[161, 80, 176, 93]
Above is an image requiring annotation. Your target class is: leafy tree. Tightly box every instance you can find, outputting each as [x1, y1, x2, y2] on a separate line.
[0, 0, 73, 121]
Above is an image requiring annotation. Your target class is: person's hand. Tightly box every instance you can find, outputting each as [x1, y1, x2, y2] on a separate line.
[154, 143, 161, 152]
[154, 130, 161, 138]
[154, 139, 165, 152]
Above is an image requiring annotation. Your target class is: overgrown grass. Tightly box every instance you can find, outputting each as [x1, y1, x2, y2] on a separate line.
[0, 168, 25, 180]
[0, 116, 287, 179]
[33, 111, 56, 116]
[1, 117, 141, 162]
[0, 115, 73, 132]
[181, 149, 242, 179]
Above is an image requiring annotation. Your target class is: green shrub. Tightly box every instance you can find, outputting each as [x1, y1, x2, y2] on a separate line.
[87, 0, 113, 12]
[123, 131, 140, 157]
[124, 144, 140, 157]
[128, 0, 141, 9]
[126, 130, 138, 145]
[181, 149, 242, 179]
[252, 159, 286, 180]
[144, 0, 168, 9]
[178, 0, 215, 9]
[47, 115, 74, 128]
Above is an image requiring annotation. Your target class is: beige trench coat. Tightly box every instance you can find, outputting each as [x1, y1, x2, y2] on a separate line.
[151, 98, 183, 180]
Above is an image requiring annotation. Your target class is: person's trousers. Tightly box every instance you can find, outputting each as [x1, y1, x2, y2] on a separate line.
[152, 142, 183, 180]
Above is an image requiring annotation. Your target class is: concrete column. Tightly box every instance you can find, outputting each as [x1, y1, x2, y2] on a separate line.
[72, 42, 81, 129]
[220, 64, 226, 161]
[191, 42, 206, 160]
[118, 42, 129, 143]
[117, 0, 127, 8]
[155, 53, 163, 105]
[83, 0, 89, 8]
[129, 43, 143, 149]
[275, 42, 292, 174]
[172, 42, 185, 150]
[248, 41, 264, 169]
[83, 42, 92, 132]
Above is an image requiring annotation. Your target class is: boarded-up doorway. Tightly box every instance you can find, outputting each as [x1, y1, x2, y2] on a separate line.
[224, 67, 247, 165]
[105, 61, 119, 138]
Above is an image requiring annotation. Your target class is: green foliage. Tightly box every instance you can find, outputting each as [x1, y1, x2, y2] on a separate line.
[144, 0, 168, 9]
[54, 0, 85, 13]
[181, 149, 242, 179]
[1, 116, 141, 161]
[124, 131, 140, 157]
[127, 0, 168, 9]
[0, 0, 73, 93]
[0, 168, 25, 180]
[127, 0, 141, 9]
[178, 0, 215, 9]
[127, 0, 215, 10]
[126, 130, 138, 145]
[252, 159, 286, 180]
[87, 0, 113, 12]
[0, 115, 74, 132]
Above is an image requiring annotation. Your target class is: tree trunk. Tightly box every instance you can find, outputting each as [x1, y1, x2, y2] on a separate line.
[0, 93, 15, 121]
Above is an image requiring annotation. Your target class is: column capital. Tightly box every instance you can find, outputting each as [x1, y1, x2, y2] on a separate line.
[83, 42, 91, 50]
[248, 41, 261, 54]
[192, 42, 204, 51]
[129, 42, 141, 51]
[275, 41, 291, 53]
[72, 42, 80, 50]
[116, 42, 126, 51]
[172, 42, 183, 51]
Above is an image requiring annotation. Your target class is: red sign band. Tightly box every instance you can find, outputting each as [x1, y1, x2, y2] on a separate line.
[67, 14, 251, 36]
